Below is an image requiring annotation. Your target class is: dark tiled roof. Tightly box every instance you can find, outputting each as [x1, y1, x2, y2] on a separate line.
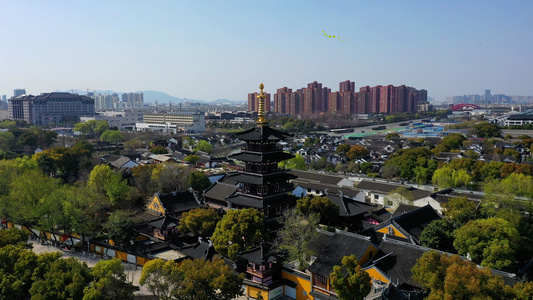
[372, 207, 392, 222]
[288, 169, 344, 186]
[393, 205, 441, 241]
[392, 204, 421, 218]
[203, 182, 238, 201]
[326, 194, 373, 217]
[157, 191, 201, 215]
[229, 151, 294, 163]
[308, 230, 374, 277]
[234, 125, 292, 141]
[240, 244, 278, 264]
[373, 239, 429, 288]
[226, 193, 296, 209]
[231, 172, 296, 185]
[178, 241, 214, 260]
[146, 215, 179, 229]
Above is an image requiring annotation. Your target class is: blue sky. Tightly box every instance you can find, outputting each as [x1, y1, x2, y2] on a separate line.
[1, 0, 532, 102]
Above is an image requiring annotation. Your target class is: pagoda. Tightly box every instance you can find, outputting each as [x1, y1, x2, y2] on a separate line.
[227, 83, 297, 219]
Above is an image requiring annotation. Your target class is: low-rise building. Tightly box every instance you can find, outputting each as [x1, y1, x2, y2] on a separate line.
[136, 111, 205, 133]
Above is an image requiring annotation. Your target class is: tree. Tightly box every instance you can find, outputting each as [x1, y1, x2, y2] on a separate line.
[105, 210, 138, 248]
[30, 257, 93, 300]
[412, 251, 516, 299]
[346, 145, 369, 161]
[275, 209, 319, 271]
[474, 122, 501, 138]
[188, 171, 211, 192]
[335, 144, 350, 154]
[482, 174, 533, 224]
[433, 133, 465, 154]
[74, 139, 95, 153]
[152, 164, 191, 194]
[0, 245, 62, 300]
[453, 217, 519, 270]
[17, 130, 38, 147]
[194, 140, 213, 154]
[83, 258, 136, 300]
[296, 196, 339, 225]
[88, 164, 132, 206]
[279, 153, 307, 170]
[178, 208, 221, 238]
[184, 154, 200, 164]
[0, 228, 28, 247]
[100, 130, 124, 144]
[329, 255, 371, 300]
[211, 208, 267, 260]
[140, 259, 182, 300]
[419, 219, 456, 253]
[442, 196, 479, 226]
[140, 257, 243, 300]
[33, 146, 91, 181]
[9, 169, 59, 225]
[385, 132, 400, 141]
[74, 122, 91, 134]
[384, 148, 434, 181]
[176, 257, 244, 300]
[150, 146, 168, 154]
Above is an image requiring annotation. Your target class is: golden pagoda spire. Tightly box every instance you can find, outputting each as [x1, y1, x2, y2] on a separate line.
[256, 83, 268, 126]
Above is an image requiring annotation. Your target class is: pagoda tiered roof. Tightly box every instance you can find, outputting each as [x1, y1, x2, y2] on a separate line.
[230, 172, 296, 185]
[234, 125, 292, 142]
[226, 193, 297, 209]
[229, 151, 294, 163]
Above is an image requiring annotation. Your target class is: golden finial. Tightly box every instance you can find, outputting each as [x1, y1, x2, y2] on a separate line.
[257, 83, 268, 126]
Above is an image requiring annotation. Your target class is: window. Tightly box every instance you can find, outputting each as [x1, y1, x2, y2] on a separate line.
[374, 195, 379, 200]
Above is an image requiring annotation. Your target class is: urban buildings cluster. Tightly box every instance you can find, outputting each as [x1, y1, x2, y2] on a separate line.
[9, 92, 95, 126]
[93, 92, 143, 110]
[248, 80, 429, 116]
[445, 89, 533, 105]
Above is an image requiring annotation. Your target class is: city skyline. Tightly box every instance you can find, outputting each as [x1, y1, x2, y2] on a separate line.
[1, 1, 532, 102]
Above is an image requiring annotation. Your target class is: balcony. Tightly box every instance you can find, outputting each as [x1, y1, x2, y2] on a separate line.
[247, 267, 275, 279]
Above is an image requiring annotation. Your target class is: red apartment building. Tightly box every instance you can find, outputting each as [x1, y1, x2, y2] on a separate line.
[249, 80, 427, 116]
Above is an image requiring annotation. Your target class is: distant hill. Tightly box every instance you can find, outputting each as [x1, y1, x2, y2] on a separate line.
[55, 89, 244, 104]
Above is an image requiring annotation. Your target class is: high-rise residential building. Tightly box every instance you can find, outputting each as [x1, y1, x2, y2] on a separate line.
[9, 92, 94, 126]
[13, 88, 26, 97]
[248, 92, 271, 112]
[357, 86, 371, 114]
[339, 80, 355, 93]
[253, 81, 425, 116]
[302, 81, 328, 115]
[121, 92, 144, 108]
[274, 87, 292, 114]
[329, 92, 341, 114]
[485, 89, 492, 103]
[369, 86, 381, 114]
[94, 94, 116, 111]
[290, 90, 301, 115]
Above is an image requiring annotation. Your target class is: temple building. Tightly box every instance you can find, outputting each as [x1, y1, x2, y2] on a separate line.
[224, 83, 297, 219]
